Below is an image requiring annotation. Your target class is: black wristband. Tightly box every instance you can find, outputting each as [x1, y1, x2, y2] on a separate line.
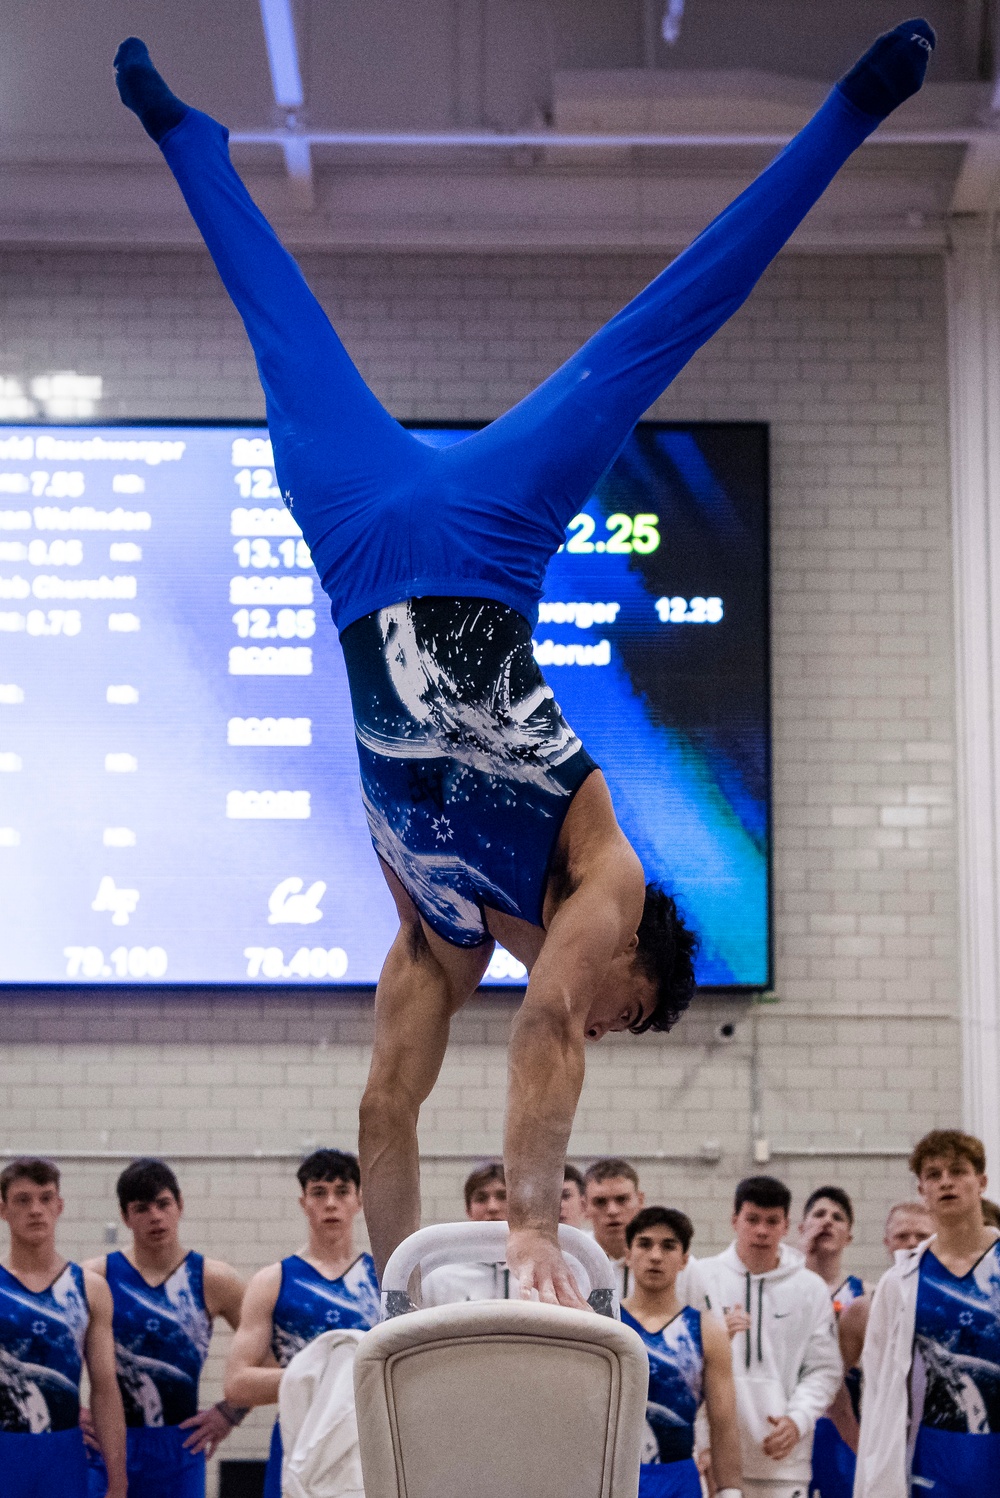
[214, 1400, 250, 1427]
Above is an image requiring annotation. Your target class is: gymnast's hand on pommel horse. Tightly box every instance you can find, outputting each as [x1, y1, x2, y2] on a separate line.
[114, 19, 934, 1305]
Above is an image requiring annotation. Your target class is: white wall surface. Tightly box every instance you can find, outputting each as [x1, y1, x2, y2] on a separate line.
[0, 243, 959, 1480]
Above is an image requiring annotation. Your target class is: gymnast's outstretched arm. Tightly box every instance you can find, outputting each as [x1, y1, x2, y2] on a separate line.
[358, 867, 495, 1282]
[504, 819, 646, 1307]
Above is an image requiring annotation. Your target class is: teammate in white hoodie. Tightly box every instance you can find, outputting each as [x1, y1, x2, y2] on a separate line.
[697, 1175, 842, 1498]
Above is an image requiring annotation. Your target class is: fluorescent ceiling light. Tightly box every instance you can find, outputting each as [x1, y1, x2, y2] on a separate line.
[259, 0, 304, 109]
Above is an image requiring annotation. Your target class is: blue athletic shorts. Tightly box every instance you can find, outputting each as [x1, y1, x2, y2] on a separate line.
[638, 1457, 702, 1497]
[263, 1420, 283, 1498]
[911, 1424, 1000, 1495]
[1, 1427, 89, 1498]
[87, 1424, 205, 1498]
[811, 1412, 857, 1498]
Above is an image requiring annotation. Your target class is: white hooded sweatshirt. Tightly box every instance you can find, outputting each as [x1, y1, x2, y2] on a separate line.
[698, 1242, 842, 1484]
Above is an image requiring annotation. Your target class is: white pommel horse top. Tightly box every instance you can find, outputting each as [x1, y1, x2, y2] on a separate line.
[353, 1222, 649, 1498]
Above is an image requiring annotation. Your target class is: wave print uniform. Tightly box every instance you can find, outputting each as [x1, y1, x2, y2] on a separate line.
[0, 1262, 90, 1497]
[342, 598, 596, 944]
[106, 1250, 211, 1426]
[620, 1305, 703, 1498]
[153, 81, 887, 944]
[910, 1240, 1000, 1496]
[263, 1254, 380, 1498]
[811, 1273, 865, 1498]
[87, 1251, 213, 1498]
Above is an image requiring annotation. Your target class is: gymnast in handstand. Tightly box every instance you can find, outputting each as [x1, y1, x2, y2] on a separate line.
[114, 21, 933, 1307]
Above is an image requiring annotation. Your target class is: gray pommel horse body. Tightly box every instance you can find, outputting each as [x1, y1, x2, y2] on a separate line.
[354, 1222, 649, 1498]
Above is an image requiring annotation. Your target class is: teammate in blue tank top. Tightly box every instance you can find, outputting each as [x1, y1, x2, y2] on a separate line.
[619, 1206, 741, 1498]
[224, 1150, 380, 1498]
[797, 1186, 867, 1498]
[83, 1159, 246, 1498]
[114, 21, 935, 1309]
[855, 1129, 1000, 1498]
[910, 1138, 1000, 1497]
[0, 1157, 126, 1498]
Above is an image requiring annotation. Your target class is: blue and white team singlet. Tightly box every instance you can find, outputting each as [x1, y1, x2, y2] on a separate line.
[263, 1253, 380, 1498]
[811, 1272, 865, 1498]
[911, 1239, 1000, 1497]
[87, 1250, 212, 1498]
[620, 1304, 703, 1498]
[0, 1261, 90, 1497]
[341, 598, 597, 945]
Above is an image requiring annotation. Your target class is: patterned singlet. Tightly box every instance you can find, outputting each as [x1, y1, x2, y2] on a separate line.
[620, 1305, 703, 1465]
[105, 1250, 212, 1426]
[0, 1262, 89, 1432]
[270, 1254, 380, 1367]
[341, 597, 597, 948]
[914, 1240, 1000, 1424]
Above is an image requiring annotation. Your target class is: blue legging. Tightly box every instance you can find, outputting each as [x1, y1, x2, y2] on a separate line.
[158, 87, 879, 634]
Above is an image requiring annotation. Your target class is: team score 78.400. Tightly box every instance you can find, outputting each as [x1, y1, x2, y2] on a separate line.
[561, 512, 660, 555]
[245, 945, 349, 980]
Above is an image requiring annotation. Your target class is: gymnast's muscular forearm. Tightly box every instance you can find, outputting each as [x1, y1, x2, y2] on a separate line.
[505, 999, 586, 1236]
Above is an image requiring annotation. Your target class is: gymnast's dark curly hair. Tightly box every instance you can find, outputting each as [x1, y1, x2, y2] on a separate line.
[629, 883, 698, 1034]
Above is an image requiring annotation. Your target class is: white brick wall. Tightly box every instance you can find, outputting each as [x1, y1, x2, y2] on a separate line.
[0, 245, 959, 1482]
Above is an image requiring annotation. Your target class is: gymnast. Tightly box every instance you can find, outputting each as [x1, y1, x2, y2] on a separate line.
[114, 21, 934, 1308]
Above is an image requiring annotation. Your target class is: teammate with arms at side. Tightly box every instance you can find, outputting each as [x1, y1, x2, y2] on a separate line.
[112, 21, 935, 1302]
[698, 1176, 842, 1498]
[856, 1129, 1000, 1498]
[620, 1206, 741, 1498]
[83, 1158, 246, 1498]
[223, 1150, 379, 1498]
[0, 1158, 126, 1498]
[796, 1185, 865, 1498]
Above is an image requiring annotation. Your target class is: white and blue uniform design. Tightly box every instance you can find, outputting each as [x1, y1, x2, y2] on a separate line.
[263, 1254, 380, 1498]
[342, 598, 597, 946]
[910, 1240, 1000, 1496]
[620, 1305, 703, 1498]
[811, 1273, 865, 1498]
[87, 1251, 212, 1498]
[0, 1261, 90, 1497]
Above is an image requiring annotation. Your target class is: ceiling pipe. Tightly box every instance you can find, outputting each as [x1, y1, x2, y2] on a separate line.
[228, 125, 992, 150]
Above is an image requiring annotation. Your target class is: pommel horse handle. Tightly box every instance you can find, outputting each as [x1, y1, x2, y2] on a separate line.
[381, 1221, 617, 1319]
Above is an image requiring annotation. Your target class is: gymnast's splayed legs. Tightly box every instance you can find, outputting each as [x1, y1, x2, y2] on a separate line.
[115, 22, 934, 1307]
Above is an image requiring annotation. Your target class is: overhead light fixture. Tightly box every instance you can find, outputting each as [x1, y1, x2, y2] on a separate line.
[258, 0, 304, 111]
[257, 0, 313, 205]
[662, 0, 686, 46]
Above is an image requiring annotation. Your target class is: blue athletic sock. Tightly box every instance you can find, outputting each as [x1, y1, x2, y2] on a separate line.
[836, 19, 935, 120]
[114, 38, 189, 143]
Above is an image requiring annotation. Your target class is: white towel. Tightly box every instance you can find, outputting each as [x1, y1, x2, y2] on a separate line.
[278, 1328, 367, 1497]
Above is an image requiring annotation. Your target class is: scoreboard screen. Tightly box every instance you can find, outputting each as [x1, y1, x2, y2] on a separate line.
[0, 421, 770, 989]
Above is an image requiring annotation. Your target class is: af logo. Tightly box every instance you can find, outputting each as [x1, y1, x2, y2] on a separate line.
[267, 877, 326, 925]
[92, 876, 140, 926]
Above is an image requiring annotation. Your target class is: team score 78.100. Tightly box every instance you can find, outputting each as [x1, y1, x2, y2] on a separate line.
[64, 946, 168, 978]
[245, 945, 349, 979]
[561, 512, 660, 555]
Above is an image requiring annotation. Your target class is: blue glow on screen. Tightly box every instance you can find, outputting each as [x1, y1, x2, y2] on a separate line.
[0, 422, 770, 988]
